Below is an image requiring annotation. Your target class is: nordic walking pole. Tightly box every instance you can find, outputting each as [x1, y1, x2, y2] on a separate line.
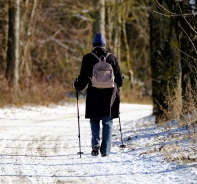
[119, 112, 126, 149]
[76, 91, 83, 158]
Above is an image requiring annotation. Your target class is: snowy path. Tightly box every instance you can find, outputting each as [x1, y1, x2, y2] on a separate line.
[0, 103, 196, 184]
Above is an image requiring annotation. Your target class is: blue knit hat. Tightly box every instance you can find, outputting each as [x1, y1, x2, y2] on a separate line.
[93, 33, 106, 47]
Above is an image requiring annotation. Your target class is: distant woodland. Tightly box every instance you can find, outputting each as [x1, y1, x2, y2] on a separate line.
[0, 0, 197, 122]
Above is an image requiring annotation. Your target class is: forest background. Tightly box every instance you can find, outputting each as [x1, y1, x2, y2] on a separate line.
[0, 0, 197, 123]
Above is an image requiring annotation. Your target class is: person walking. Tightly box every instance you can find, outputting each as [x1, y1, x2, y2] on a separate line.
[74, 33, 124, 157]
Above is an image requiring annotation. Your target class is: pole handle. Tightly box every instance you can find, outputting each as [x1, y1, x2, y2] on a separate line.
[76, 91, 78, 101]
[75, 78, 79, 101]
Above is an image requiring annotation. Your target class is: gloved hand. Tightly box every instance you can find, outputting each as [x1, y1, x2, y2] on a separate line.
[73, 78, 81, 92]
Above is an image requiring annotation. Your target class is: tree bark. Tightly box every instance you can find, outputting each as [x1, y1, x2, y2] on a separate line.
[6, 0, 20, 91]
[0, 1, 8, 76]
[150, 0, 182, 121]
[93, 0, 105, 36]
[173, 0, 197, 106]
[122, 1, 133, 86]
[20, 0, 38, 81]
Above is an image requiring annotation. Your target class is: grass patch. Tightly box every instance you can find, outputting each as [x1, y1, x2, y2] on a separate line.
[0, 78, 68, 107]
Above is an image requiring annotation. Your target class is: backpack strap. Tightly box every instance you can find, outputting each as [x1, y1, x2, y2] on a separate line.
[90, 52, 111, 62]
[105, 53, 111, 59]
[90, 52, 100, 61]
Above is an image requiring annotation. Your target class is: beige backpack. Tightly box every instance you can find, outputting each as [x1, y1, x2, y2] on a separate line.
[90, 52, 115, 88]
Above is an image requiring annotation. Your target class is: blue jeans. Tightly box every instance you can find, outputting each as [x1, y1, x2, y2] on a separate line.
[90, 116, 113, 155]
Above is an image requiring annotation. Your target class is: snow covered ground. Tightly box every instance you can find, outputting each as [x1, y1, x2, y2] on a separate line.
[0, 103, 196, 184]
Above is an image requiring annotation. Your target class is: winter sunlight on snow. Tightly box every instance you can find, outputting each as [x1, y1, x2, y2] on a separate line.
[0, 103, 196, 184]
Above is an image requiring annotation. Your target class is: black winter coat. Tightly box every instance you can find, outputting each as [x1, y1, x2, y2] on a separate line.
[76, 47, 124, 119]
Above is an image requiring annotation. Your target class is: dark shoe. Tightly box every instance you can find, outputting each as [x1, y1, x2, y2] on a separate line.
[91, 145, 100, 156]
[101, 154, 109, 157]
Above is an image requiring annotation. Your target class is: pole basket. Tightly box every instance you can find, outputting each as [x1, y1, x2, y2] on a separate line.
[119, 144, 126, 148]
[77, 152, 84, 159]
[77, 152, 84, 155]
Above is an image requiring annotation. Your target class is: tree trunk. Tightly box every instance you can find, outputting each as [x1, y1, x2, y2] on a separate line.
[93, 0, 105, 36]
[20, 0, 38, 82]
[122, 1, 133, 86]
[172, 0, 197, 109]
[0, 1, 8, 76]
[6, 0, 20, 91]
[150, 0, 182, 121]
[106, 0, 113, 51]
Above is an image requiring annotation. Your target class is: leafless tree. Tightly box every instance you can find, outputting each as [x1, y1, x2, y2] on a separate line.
[0, 0, 152, 105]
[93, 0, 106, 36]
[150, 0, 197, 121]
[6, 0, 20, 91]
[0, 1, 8, 77]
